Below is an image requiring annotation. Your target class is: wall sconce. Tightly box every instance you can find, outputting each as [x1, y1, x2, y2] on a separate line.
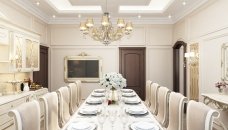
[184, 51, 199, 65]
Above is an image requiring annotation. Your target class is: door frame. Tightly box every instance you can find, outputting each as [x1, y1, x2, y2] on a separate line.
[119, 47, 146, 100]
[173, 41, 187, 96]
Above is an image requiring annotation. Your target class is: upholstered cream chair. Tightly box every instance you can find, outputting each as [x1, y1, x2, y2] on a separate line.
[56, 86, 71, 128]
[144, 80, 152, 107]
[75, 80, 82, 106]
[187, 100, 219, 130]
[40, 92, 61, 130]
[156, 86, 171, 127]
[165, 92, 187, 130]
[149, 83, 160, 115]
[8, 100, 40, 130]
[68, 82, 78, 115]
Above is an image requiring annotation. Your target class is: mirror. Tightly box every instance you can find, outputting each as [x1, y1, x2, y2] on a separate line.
[221, 43, 228, 80]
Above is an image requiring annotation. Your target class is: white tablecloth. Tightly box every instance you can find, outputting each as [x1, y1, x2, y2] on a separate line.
[62, 90, 163, 130]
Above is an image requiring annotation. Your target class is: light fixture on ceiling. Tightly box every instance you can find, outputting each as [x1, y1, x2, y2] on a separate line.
[182, 1, 187, 6]
[36, 1, 40, 6]
[138, 15, 141, 19]
[79, 0, 133, 45]
[52, 15, 56, 18]
[78, 14, 81, 18]
[168, 14, 172, 19]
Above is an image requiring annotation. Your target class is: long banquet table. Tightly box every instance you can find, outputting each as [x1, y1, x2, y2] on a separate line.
[62, 89, 163, 130]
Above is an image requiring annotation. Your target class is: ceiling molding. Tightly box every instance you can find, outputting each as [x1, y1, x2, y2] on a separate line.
[12, 0, 50, 23]
[172, 0, 209, 23]
[48, 17, 173, 25]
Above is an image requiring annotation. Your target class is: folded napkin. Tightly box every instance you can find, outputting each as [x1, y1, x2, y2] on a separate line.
[121, 89, 133, 93]
[124, 98, 140, 104]
[86, 98, 102, 104]
[131, 121, 158, 130]
[91, 93, 105, 97]
[69, 122, 92, 130]
[122, 93, 136, 97]
[127, 107, 147, 114]
[79, 107, 98, 115]
[94, 89, 105, 93]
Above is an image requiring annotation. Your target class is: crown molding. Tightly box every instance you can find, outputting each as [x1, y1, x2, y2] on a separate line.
[172, 0, 210, 23]
[12, 0, 50, 23]
[48, 17, 173, 24]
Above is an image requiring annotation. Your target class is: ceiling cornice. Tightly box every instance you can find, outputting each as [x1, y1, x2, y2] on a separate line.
[172, 0, 209, 23]
[48, 17, 173, 25]
[11, 0, 211, 25]
[12, 0, 50, 23]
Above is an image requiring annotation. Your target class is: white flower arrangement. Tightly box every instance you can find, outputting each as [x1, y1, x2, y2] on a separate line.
[99, 72, 127, 90]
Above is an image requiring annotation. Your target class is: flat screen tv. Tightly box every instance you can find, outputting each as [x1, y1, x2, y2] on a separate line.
[64, 56, 102, 82]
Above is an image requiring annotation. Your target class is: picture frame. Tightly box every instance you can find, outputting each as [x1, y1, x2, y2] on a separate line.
[221, 43, 228, 81]
[64, 55, 102, 83]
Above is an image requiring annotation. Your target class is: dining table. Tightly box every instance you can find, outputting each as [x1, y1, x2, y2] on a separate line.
[62, 89, 163, 130]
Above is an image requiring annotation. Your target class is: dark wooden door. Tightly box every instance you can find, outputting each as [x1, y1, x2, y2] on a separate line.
[33, 45, 48, 88]
[119, 47, 146, 100]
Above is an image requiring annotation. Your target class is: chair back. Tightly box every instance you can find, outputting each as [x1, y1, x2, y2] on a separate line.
[166, 92, 187, 130]
[8, 100, 40, 130]
[56, 86, 71, 127]
[68, 83, 78, 115]
[156, 86, 171, 127]
[40, 92, 60, 130]
[150, 83, 160, 115]
[145, 80, 152, 107]
[187, 100, 219, 130]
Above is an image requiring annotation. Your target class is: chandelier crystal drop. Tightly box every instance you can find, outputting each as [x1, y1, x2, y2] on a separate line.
[79, 1, 133, 45]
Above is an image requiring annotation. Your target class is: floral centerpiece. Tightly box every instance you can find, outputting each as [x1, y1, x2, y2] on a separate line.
[215, 81, 227, 93]
[99, 72, 126, 104]
[99, 72, 127, 90]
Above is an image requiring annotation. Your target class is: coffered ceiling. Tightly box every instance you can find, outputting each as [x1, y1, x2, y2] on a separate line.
[11, 0, 211, 24]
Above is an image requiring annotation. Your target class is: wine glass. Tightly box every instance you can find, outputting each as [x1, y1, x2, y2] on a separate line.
[97, 112, 107, 130]
[108, 109, 117, 130]
[120, 113, 129, 130]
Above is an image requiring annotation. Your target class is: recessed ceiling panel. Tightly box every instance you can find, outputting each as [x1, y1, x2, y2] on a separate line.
[69, 0, 151, 6]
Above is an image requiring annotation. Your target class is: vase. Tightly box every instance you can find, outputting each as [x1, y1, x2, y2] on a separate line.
[218, 88, 223, 93]
[111, 89, 116, 101]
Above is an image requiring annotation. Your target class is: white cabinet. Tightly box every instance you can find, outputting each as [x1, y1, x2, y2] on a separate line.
[0, 88, 48, 130]
[0, 26, 40, 73]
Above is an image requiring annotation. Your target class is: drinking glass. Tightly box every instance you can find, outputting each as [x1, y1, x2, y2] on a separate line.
[120, 113, 129, 130]
[108, 109, 117, 130]
[97, 113, 107, 130]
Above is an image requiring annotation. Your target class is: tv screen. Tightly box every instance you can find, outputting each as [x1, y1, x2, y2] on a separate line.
[67, 60, 99, 78]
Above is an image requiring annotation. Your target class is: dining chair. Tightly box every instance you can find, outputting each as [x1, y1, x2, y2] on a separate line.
[75, 80, 82, 106]
[149, 83, 160, 115]
[156, 86, 171, 127]
[68, 82, 78, 115]
[56, 86, 71, 128]
[165, 92, 187, 130]
[39, 92, 61, 130]
[144, 80, 152, 107]
[8, 100, 41, 130]
[187, 100, 219, 130]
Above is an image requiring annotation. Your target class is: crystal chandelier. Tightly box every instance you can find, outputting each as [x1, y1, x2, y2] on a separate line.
[79, 0, 133, 45]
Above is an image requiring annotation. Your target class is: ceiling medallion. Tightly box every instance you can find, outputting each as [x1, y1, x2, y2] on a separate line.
[79, 0, 133, 45]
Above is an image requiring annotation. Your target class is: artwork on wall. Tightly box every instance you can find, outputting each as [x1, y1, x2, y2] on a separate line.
[221, 43, 228, 81]
[64, 53, 102, 82]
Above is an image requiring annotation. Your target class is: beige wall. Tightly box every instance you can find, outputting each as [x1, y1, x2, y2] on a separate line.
[173, 0, 228, 129]
[49, 24, 173, 99]
[0, 1, 48, 94]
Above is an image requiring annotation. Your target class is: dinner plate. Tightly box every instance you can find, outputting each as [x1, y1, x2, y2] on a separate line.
[126, 107, 148, 115]
[124, 98, 141, 104]
[67, 121, 97, 130]
[86, 98, 102, 104]
[130, 121, 159, 130]
[91, 93, 105, 97]
[122, 93, 136, 97]
[121, 89, 134, 93]
[94, 89, 105, 93]
[79, 107, 99, 115]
